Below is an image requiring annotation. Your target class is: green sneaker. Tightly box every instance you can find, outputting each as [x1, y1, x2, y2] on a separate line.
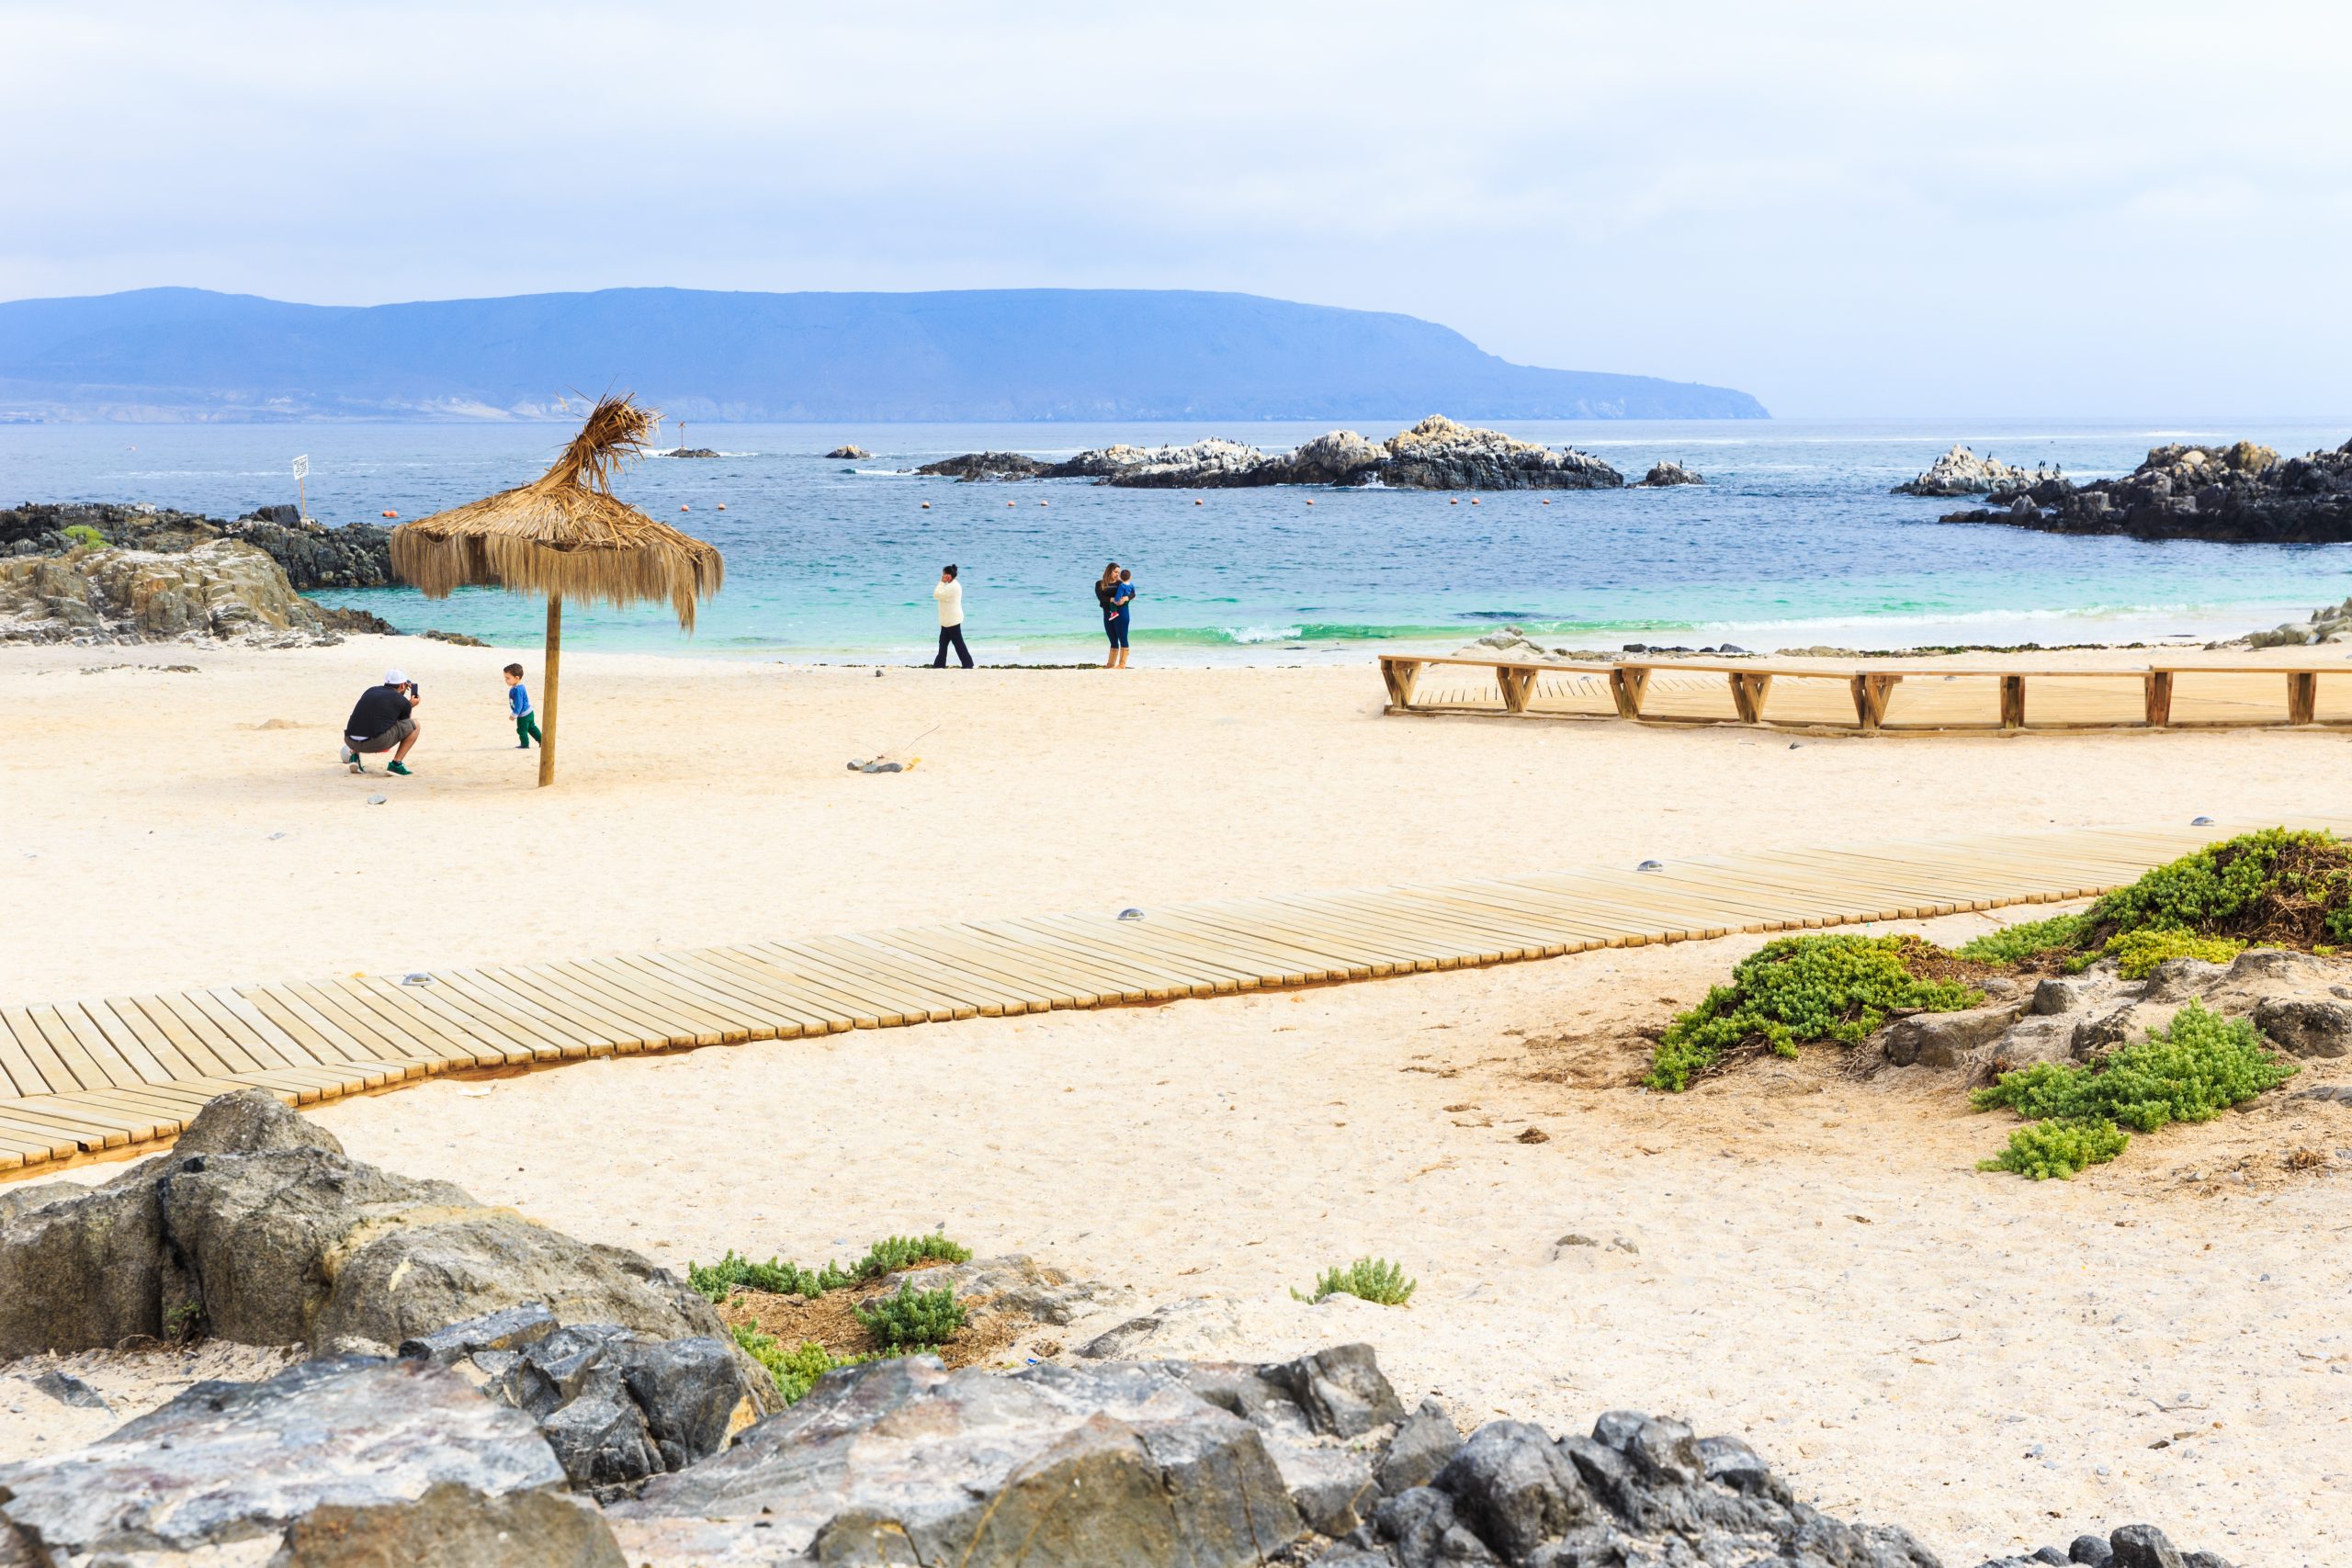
[386, 761, 413, 776]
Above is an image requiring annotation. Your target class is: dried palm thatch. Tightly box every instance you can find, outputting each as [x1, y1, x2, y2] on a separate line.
[388, 395, 723, 786]
[390, 396, 722, 628]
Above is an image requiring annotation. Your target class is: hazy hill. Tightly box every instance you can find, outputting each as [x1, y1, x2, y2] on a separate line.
[0, 287, 1767, 423]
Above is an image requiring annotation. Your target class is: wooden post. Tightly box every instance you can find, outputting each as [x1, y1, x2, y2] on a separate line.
[1380, 658, 1424, 709]
[538, 594, 561, 787]
[2143, 671, 2174, 727]
[1497, 664, 1535, 714]
[2289, 671, 2318, 726]
[2000, 674, 2026, 730]
[1610, 666, 1650, 719]
[1728, 672, 1773, 724]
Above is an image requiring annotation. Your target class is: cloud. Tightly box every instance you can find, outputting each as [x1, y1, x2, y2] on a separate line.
[6, 0, 2350, 414]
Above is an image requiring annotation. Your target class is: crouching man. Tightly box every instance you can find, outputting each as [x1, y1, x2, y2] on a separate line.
[343, 669, 422, 776]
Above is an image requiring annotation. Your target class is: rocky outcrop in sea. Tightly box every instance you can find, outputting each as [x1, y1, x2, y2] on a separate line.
[1938, 439, 2352, 543]
[918, 416, 1627, 491]
[0, 539, 343, 647]
[1892, 444, 2033, 497]
[1634, 460, 1704, 487]
[0, 502, 394, 591]
[824, 445, 872, 459]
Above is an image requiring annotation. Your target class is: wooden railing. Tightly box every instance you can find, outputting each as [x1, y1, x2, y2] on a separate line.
[1377, 655, 2352, 732]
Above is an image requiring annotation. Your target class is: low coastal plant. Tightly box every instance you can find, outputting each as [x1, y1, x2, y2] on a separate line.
[1645, 934, 1981, 1090]
[1979, 1118, 2131, 1180]
[1971, 1002, 2296, 1178]
[2097, 929, 2245, 980]
[688, 1233, 971, 1303]
[853, 1281, 968, 1348]
[729, 1323, 881, 1404]
[60, 524, 104, 549]
[1294, 1257, 1417, 1306]
[1954, 912, 2092, 966]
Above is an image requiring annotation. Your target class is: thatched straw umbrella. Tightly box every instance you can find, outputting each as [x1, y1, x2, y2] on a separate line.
[390, 396, 722, 786]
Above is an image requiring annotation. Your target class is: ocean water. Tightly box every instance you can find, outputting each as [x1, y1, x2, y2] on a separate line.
[6, 418, 2351, 662]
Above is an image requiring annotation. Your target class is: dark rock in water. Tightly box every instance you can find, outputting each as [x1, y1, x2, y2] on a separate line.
[1939, 438, 2352, 543]
[424, 627, 492, 647]
[318, 603, 401, 636]
[0, 1357, 622, 1564]
[825, 445, 872, 459]
[1634, 459, 1704, 487]
[915, 450, 1052, 480]
[918, 416, 1625, 491]
[664, 446, 720, 459]
[1894, 443, 2031, 496]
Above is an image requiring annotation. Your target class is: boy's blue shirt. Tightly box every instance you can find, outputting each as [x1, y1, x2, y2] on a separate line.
[508, 683, 531, 716]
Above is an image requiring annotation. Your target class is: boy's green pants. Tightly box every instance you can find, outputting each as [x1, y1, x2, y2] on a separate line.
[516, 713, 543, 746]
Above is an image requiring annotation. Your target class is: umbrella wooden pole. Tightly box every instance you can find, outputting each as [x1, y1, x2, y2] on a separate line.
[539, 594, 561, 787]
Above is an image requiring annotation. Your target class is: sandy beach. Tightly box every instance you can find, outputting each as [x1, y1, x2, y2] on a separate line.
[4, 637, 2350, 1563]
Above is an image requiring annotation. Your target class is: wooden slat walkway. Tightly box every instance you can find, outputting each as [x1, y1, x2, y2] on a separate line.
[1, 819, 2332, 1178]
[1383, 655, 2352, 732]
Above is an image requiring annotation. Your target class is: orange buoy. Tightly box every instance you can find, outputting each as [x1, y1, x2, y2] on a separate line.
[680, 504, 690, 512]
[1471, 498, 1480, 505]
[380, 509, 398, 519]
[1305, 499, 1315, 506]
[1039, 500, 1048, 507]
[1006, 500, 1015, 508]
[1542, 499, 1551, 505]
[717, 502, 727, 511]
[1450, 499, 1459, 506]
[922, 502, 931, 510]
[1194, 498, 1204, 505]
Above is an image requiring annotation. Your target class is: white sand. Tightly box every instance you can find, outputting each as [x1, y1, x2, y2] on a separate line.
[2, 636, 2346, 1003]
[4, 637, 2349, 1562]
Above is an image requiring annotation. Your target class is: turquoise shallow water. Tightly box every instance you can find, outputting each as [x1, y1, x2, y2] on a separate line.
[7, 418, 2350, 662]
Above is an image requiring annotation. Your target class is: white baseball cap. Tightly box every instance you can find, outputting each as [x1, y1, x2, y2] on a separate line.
[383, 669, 408, 685]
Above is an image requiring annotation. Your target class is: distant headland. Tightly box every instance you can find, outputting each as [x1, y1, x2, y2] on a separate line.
[0, 286, 1768, 423]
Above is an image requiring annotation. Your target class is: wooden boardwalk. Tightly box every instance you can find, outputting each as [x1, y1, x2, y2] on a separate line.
[0, 820, 2318, 1176]
[1383, 655, 2352, 732]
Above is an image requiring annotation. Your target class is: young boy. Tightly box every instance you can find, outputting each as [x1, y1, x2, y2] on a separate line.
[504, 663, 543, 749]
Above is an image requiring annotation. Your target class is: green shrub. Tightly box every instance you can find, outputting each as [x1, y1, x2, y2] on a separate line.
[854, 1234, 970, 1279]
[854, 1281, 968, 1348]
[1978, 1118, 2130, 1179]
[1955, 912, 2092, 965]
[729, 1323, 882, 1404]
[1645, 935, 1982, 1090]
[2099, 929, 2246, 980]
[688, 1234, 970, 1303]
[1972, 1002, 2296, 1169]
[1293, 1257, 1417, 1306]
[60, 524, 105, 549]
[2087, 829, 2335, 935]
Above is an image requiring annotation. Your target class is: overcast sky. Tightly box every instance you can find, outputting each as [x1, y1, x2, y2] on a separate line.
[5, 1, 2346, 417]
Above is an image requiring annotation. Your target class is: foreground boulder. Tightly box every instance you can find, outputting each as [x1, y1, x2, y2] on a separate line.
[0, 1091, 729, 1359]
[410, 1312, 768, 1501]
[0, 1357, 624, 1565]
[613, 1354, 1307, 1564]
